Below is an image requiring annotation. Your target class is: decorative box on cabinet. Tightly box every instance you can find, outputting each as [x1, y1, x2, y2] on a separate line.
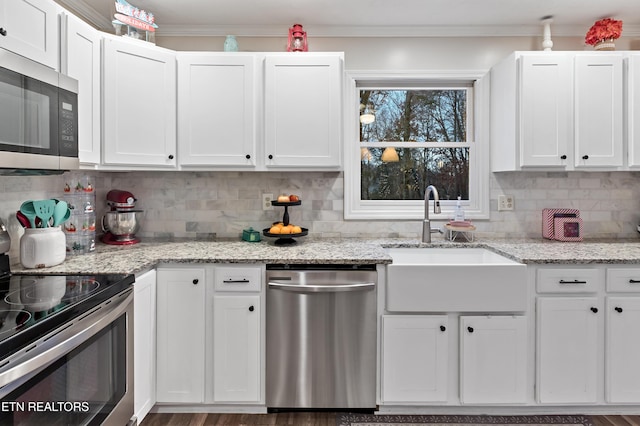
[0, 0, 58, 69]
[61, 13, 102, 165]
[102, 36, 177, 167]
[177, 53, 257, 168]
[264, 53, 342, 169]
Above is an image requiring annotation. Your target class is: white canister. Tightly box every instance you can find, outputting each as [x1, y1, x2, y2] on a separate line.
[20, 226, 66, 269]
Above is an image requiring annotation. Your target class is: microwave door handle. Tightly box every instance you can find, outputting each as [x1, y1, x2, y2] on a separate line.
[268, 281, 375, 293]
[0, 290, 132, 393]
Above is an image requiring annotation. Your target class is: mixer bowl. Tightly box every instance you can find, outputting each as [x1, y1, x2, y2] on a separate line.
[102, 211, 142, 240]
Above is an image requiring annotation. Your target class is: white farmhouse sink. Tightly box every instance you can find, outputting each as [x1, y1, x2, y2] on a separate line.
[385, 247, 527, 312]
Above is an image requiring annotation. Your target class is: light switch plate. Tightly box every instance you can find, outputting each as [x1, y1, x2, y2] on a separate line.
[498, 195, 514, 211]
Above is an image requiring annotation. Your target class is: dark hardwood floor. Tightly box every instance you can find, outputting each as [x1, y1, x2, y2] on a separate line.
[140, 413, 640, 426]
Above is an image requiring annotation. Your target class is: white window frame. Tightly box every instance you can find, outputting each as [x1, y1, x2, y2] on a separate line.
[344, 71, 490, 220]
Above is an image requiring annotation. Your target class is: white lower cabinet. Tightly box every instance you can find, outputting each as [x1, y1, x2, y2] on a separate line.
[381, 315, 449, 403]
[459, 316, 527, 404]
[133, 269, 156, 423]
[606, 296, 640, 403]
[537, 296, 600, 404]
[212, 294, 261, 402]
[156, 267, 206, 403]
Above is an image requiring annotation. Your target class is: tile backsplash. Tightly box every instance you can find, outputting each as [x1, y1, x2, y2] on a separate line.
[1, 171, 639, 243]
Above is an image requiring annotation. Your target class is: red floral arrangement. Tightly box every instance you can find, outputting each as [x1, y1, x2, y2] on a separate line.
[585, 18, 623, 45]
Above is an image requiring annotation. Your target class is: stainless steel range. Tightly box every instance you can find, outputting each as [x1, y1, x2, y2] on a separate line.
[0, 253, 135, 425]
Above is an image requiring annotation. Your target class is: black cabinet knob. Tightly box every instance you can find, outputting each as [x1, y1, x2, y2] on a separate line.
[246, 154, 251, 159]
[615, 307, 623, 313]
[582, 155, 589, 160]
[560, 155, 567, 160]
[249, 305, 254, 312]
[268, 154, 273, 160]
[192, 279, 199, 285]
[590, 307, 598, 313]
[467, 326, 474, 333]
[168, 154, 174, 160]
[0, 28, 6, 36]
[440, 325, 446, 332]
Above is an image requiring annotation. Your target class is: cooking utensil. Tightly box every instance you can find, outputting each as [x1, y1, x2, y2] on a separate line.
[33, 199, 56, 228]
[19, 201, 37, 228]
[16, 211, 30, 228]
[52, 200, 70, 227]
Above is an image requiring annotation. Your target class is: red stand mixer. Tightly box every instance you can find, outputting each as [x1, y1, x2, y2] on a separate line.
[101, 190, 143, 245]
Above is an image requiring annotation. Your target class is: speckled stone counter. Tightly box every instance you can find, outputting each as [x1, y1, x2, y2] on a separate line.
[10, 237, 640, 276]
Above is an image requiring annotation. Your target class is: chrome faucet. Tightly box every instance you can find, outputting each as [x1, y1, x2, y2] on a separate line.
[422, 185, 441, 243]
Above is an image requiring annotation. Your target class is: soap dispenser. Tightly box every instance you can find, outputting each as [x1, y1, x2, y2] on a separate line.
[454, 196, 465, 222]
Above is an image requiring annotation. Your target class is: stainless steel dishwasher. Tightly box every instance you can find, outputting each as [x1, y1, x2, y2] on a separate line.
[266, 264, 377, 409]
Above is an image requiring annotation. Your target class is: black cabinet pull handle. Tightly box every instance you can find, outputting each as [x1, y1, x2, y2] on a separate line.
[629, 279, 640, 284]
[168, 154, 174, 160]
[615, 307, 623, 313]
[582, 155, 589, 160]
[192, 279, 199, 285]
[560, 155, 567, 160]
[249, 305, 254, 312]
[559, 279, 587, 285]
[0, 28, 6, 36]
[268, 154, 273, 160]
[222, 279, 249, 284]
[467, 326, 474, 333]
[590, 307, 598, 313]
[246, 154, 251, 159]
[440, 325, 446, 332]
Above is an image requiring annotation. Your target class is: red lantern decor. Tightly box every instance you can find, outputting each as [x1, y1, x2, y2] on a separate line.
[287, 24, 308, 52]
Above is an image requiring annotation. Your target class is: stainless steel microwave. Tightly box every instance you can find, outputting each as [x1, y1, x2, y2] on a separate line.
[0, 49, 79, 172]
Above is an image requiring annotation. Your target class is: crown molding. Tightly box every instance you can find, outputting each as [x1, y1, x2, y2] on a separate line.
[56, 0, 114, 31]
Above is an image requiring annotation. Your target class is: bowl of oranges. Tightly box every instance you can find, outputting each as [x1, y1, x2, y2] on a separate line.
[263, 222, 308, 245]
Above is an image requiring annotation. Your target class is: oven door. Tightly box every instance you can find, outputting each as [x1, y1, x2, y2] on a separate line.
[0, 289, 134, 426]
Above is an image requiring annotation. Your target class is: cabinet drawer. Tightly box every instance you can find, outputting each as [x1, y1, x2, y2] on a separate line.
[536, 268, 600, 293]
[214, 266, 262, 292]
[606, 268, 640, 293]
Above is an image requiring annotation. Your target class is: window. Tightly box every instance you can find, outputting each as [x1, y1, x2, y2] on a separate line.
[344, 72, 490, 220]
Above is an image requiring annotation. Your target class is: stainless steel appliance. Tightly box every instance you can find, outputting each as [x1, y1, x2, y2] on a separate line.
[266, 264, 377, 409]
[0, 253, 135, 425]
[102, 190, 143, 245]
[0, 49, 78, 172]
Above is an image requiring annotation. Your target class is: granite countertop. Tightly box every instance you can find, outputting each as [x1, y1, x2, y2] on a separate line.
[10, 236, 640, 276]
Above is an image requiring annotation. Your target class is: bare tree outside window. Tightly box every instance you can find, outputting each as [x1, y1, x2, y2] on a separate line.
[360, 89, 470, 202]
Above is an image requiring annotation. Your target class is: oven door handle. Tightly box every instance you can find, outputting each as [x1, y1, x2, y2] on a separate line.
[0, 289, 133, 391]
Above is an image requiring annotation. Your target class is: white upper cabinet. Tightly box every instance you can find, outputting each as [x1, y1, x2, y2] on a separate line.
[102, 36, 177, 167]
[264, 53, 342, 169]
[491, 51, 627, 172]
[177, 53, 257, 168]
[519, 54, 572, 168]
[0, 0, 58, 69]
[574, 53, 624, 168]
[61, 13, 101, 165]
[628, 54, 640, 168]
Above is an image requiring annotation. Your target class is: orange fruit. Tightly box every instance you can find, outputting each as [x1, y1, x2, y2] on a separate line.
[280, 226, 292, 234]
[269, 226, 281, 234]
[292, 225, 302, 234]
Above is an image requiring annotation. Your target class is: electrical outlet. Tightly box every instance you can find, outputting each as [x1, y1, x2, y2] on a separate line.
[262, 193, 274, 210]
[498, 195, 514, 211]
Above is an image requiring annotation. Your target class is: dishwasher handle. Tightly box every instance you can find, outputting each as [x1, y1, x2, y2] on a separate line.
[268, 281, 375, 293]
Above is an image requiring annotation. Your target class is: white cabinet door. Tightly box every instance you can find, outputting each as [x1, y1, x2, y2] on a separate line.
[606, 297, 640, 403]
[537, 297, 600, 404]
[177, 53, 257, 167]
[519, 54, 571, 168]
[212, 294, 261, 402]
[459, 316, 527, 404]
[628, 54, 640, 168]
[574, 54, 624, 168]
[264, 54, 342, 169]
[381, 315, 448, 403]
[102, 37, 177, 167]
[133, 269, 156, 423]
[156, 268, 205, 403]
[0, 0, 58, 69]
[61, 13, 101, 165]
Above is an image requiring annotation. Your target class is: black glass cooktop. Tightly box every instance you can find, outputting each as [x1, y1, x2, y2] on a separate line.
[0, 272, 134, 360]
